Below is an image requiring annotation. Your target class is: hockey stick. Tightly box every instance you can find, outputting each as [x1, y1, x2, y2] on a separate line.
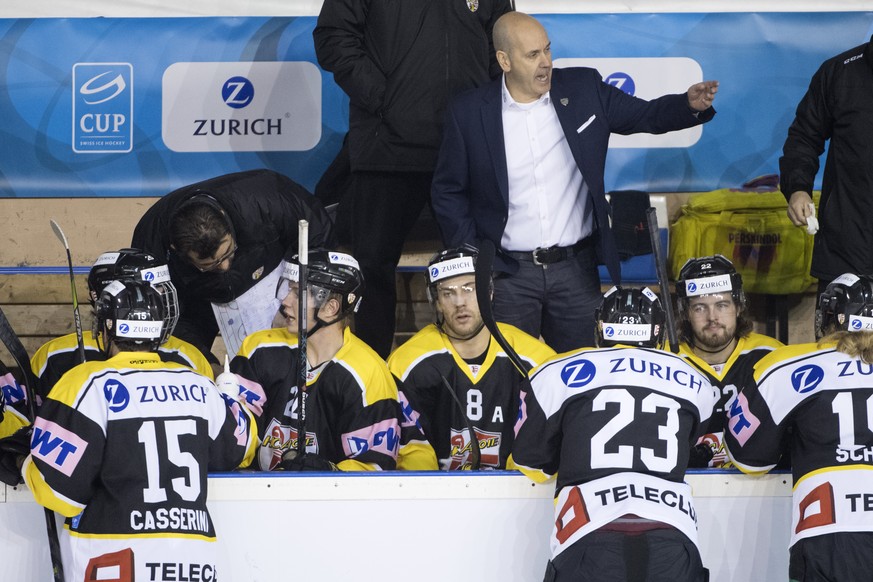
[296, 220, 309, 458]
[474, 239, 530, 378]
[50, 220, 87, 364]
[439, 375, 481, 470]
[646, 207, 679, 354]
[0, 306, 66, 582]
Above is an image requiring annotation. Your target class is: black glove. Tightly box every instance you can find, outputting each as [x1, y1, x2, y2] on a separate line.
[687, 442, 715, 468]
[279, 451, 339, 472]
[0, 425, 32, 486]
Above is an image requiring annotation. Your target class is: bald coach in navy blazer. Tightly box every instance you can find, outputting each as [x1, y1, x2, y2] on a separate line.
[432, 12, 717, 351]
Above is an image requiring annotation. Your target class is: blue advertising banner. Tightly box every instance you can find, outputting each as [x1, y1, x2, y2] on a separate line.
[0, 12, 870, 197]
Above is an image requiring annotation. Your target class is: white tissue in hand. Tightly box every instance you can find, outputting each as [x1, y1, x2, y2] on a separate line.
[215, 372, 241, 399]
[806, 203, 819, 235]
[216, 355, 240, 399]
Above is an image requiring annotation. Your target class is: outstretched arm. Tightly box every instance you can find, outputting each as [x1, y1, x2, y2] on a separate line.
[686, 80, 719, 112]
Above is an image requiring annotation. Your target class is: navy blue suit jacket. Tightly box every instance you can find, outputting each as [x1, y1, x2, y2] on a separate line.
[431, 67, 714, 282]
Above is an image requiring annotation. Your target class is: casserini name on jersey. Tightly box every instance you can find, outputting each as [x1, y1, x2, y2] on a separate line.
[726, 341, 873, 548]
[679, 332, 782, 467]
[512, 346, 718, 559]
[231, 326, 435, 471]
[22, 352, 257, 582]
[388, 322, 555, 470]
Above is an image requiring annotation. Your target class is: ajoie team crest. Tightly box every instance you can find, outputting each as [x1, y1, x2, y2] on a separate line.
[72, 63, 134, 153]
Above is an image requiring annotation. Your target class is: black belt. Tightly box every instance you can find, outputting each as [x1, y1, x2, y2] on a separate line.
[503, 238, 593, 266]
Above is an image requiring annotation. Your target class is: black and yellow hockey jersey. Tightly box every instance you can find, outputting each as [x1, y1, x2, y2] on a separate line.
[22, 351, 256, 581]
[725, 341, 873, 547]
[388, 323, 555, 470]
[512, 345, 718, 559]
[0, 361, 29, 438]
[231, 326, 434, 471]
[31, 330, 214, 401]
[679, 332, 782, 467]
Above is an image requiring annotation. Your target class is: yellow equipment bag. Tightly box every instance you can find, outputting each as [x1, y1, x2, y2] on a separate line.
[668, 180, 819, 294]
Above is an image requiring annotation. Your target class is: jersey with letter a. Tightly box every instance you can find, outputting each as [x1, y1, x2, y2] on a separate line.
[388, 322, 554, 470]
[512, 346, 718, 559]
[680, 332, 782, 467]
[725, 341, 873, 547]
[22, 351, 257, 582]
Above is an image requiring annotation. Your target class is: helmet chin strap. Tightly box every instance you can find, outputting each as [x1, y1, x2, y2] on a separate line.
[280, 304, 343, 337]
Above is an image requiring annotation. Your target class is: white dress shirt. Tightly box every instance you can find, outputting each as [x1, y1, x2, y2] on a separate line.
[499, 76, 593, 252]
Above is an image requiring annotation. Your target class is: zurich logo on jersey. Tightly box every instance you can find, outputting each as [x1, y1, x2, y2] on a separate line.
[104, 379, 131, 412]
[791, 364, 825, 394]
[605, 72, 636, 96]
[560, 359, 596, 388]
[222, 76, 254, 109]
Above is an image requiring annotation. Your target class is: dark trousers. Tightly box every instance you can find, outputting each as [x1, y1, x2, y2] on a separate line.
[347, 170, 432, 358]
[545, 528, 707, 582]
[789, 532, 873, 582]
[491, 244, 602, 353]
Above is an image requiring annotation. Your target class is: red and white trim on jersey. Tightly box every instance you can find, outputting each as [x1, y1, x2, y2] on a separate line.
[551, 472, 698, 559]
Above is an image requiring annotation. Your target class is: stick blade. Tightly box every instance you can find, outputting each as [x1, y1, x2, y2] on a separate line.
[49, 218, 69, 248]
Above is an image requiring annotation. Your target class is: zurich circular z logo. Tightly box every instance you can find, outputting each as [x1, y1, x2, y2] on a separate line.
[143, 272, 155, 282]
[605, 72, 636, 96]
[604, 326, 615, 338]
[687, 282, 698, 293]
[119, 323, 130, 334]
[430, 267, 440, 279]
[791, 364, 825, 394]
[222, 76, 255, 109]
[104, 379, 130, 413]
[851, 319, 863, 331]
[560, 359, 596, 388]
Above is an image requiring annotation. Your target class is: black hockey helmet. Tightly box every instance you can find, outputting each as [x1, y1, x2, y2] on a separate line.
[95, 280, 170, 354]
[88, 249, 179, 344]
[816, 273, 873, 337]
[595, 286, 666, 349]
[426, 244, 480, 303]
[280, 250, 364, 318]
[676, 255, 745, 312]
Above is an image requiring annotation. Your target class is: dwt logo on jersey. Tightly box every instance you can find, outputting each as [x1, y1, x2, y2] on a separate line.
[561, 359, 596, 388]
[72, 63, 134, 153]
[162, 62, 321, 152]
[104, 379, 131, 412]
[791, 364, 825, 394]
[554, 57, 704, 148]
[31, 418, 89, 477]
[604, 72, 635, 96]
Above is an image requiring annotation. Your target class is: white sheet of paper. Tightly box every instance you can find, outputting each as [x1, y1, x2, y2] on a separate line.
[212, 264, 283, 358]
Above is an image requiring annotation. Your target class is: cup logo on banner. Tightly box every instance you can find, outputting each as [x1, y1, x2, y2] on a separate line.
[72, 63, 134, 153]
[162, 61, 322, 152]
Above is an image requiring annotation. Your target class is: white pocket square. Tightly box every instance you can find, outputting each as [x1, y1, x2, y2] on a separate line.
[577, 114, 596, 134]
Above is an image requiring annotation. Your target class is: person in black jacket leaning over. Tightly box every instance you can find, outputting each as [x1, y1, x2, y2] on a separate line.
[132, 169, 334, 372]
[781, 34, 873, 294]
[313, 0, 513, 358]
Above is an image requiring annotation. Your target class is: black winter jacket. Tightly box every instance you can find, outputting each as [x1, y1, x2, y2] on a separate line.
[780, 35, 873, 281]
[313, 0, 512, 173]
[131, 169, 334, 362]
